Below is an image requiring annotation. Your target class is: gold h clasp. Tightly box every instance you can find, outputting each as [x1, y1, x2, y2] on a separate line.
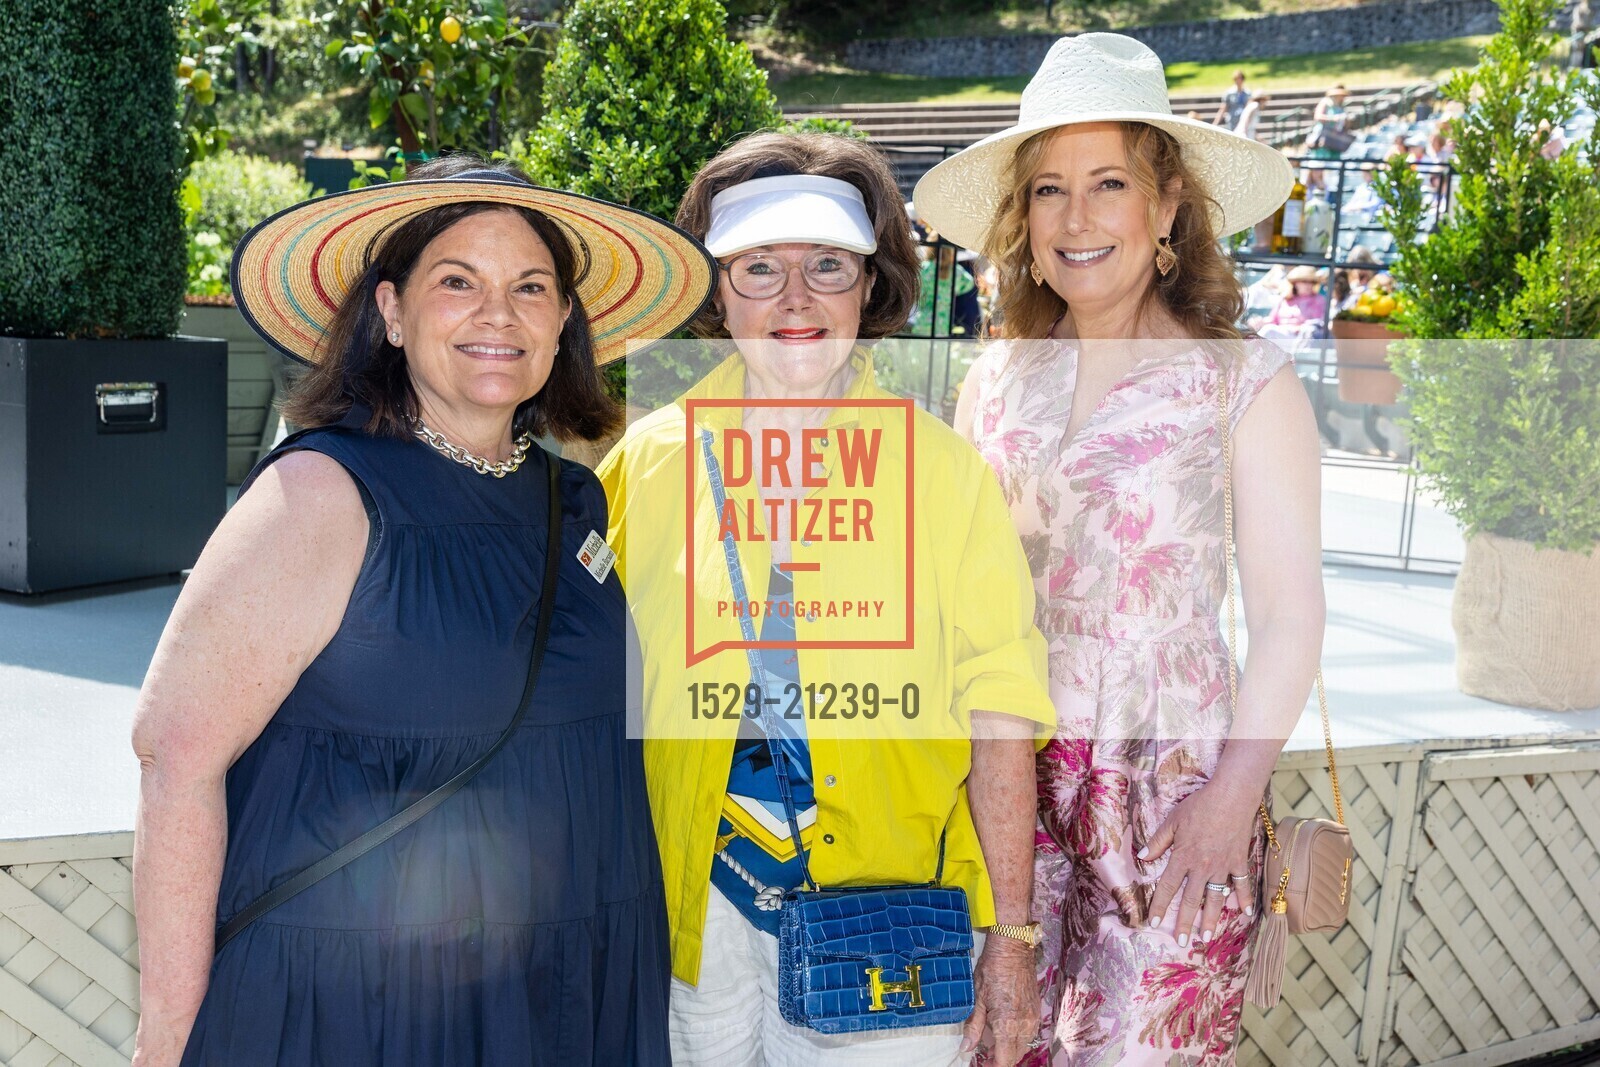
[866, 964, 925, 1011]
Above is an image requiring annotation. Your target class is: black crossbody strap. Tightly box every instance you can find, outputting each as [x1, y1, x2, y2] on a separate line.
[216, 451, 565, 952]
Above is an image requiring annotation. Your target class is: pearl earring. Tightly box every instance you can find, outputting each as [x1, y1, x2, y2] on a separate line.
[389, 331, 400, 345]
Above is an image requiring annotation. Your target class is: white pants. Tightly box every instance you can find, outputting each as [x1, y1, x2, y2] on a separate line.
[669, 887, 976, 1067]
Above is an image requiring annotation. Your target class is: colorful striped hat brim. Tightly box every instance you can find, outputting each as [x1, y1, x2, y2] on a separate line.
[229, 172, 716, 367]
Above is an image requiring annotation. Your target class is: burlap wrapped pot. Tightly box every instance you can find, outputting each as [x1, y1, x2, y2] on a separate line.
[1454, 532, 1600, 711]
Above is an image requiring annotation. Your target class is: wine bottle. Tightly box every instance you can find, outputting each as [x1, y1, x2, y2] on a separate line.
[1273, 174, 1307, 255]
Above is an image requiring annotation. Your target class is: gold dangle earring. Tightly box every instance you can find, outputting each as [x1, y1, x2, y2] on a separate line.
[1155, 235, 1177, 277]
[1029, 260, 1045, 286]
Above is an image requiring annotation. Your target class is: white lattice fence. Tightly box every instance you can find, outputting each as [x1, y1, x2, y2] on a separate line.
[1380, 744, 1600, 1067]
[6, 746, 1600, 1067]
[1238, 750, 1423, 1067]
[0, 833, 138, 1067]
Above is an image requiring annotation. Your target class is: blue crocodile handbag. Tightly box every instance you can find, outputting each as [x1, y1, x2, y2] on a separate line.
[776, 866, 975, 1033]
[700, 430, 977, 1034]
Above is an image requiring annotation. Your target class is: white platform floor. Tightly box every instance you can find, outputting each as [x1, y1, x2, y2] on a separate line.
[6, 558, 1600, 843]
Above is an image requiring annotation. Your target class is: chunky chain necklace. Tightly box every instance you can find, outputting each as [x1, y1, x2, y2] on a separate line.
[410, 418, 532, 478]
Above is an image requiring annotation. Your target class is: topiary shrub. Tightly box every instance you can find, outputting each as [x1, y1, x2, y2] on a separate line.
[0, 0, 187, 338]
[514, 0, 783, 223]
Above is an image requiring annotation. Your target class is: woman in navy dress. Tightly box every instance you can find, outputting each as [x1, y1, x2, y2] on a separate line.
[129, 156, 715, 1066]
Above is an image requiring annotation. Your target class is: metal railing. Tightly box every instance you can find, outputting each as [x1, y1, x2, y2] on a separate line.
[876, 152, 1464, 573]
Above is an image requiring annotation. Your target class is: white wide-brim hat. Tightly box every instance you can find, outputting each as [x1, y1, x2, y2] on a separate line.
[913, 33, 1293, 253]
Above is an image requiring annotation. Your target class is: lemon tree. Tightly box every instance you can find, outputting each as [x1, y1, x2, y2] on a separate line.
[174, 0, 344, 167]
[327, 0, 548, 165]
[175, 0, 267, 164]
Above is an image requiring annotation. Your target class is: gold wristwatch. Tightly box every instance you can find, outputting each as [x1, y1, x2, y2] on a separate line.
[988, 922, 1044, 947]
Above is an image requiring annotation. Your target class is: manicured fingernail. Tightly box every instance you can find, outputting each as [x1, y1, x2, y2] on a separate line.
[1137, 846, 1150, 860]
[1178, 933, 1189, 947]
[1246, 905, 1254, 916]
[1202, 929, 1213, 943]
[1148, 916, 1160, 928]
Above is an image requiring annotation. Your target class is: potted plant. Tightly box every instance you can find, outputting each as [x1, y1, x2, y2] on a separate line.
[1331, 278, 1406, 405]
[1377, 0, 1600, 709]
[0, 0, 228, 593]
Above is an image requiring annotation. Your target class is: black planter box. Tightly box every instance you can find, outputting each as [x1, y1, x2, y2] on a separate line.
[0, 335, 228, 594]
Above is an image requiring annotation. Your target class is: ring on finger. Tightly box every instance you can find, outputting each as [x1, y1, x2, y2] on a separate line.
[1204, 881, 1230, 894]
[1229, 873, 1252, 884]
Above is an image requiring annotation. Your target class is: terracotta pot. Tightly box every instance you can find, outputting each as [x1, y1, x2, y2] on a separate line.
[1454, 532, 1600, 711]
[1331, 318, 1405, 405]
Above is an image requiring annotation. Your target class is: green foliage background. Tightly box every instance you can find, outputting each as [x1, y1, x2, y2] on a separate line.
[1377, 0, 1600, 550]
[515, 0, 783, 222]
[0, 0, 187, 337]
[184, 151, 316, 296]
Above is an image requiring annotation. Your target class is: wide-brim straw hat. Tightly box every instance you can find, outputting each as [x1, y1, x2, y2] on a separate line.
[230, 169, 715, 367]
[1286, 265, 1326, 284]
[913, 33, 1293, 254]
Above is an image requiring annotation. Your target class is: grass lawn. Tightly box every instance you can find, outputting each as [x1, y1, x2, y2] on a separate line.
[773, 35, 1489, 107]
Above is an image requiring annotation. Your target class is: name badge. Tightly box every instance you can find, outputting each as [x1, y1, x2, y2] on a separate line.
[577, 530, 616, 584]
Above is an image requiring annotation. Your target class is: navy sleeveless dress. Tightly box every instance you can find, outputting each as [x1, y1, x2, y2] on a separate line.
[180, 414, 670, 1066]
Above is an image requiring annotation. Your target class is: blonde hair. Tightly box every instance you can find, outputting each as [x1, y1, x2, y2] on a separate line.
[987, 122, 1244, 341]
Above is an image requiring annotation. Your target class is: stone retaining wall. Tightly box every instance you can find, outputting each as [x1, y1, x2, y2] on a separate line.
[842, 0, 1558, 76]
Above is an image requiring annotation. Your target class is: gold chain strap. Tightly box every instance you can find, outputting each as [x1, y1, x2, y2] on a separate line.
[1218, 366, 1344, 854]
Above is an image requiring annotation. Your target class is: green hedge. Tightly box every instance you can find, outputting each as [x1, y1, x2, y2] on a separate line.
[515, 0, 783, 223]
[185, 150, 316, 296]
[0, 0, 187, 338]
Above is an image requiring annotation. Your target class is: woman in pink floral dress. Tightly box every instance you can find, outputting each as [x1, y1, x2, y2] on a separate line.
[916, 35, 1327, 1066]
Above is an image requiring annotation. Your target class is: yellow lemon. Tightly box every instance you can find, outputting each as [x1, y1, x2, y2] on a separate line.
[419, 59, 435, 82]
[195, 87, 216, 106]
[177, 59, 195, 79]
[440, 15, 462, 43]
[1371, 295, 1396, 317]
[189, 68, 212, 91]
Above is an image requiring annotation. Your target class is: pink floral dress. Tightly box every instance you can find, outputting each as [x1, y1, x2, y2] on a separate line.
[967, 339, 1290, 1067]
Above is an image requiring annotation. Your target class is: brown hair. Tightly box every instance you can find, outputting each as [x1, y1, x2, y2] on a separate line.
[987, 122, 1244, 341]
[281, 155, 619, 443]
[674, 131, 918, 340]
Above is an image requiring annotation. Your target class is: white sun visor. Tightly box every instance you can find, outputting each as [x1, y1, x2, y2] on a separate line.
[704, 174, 878, 258]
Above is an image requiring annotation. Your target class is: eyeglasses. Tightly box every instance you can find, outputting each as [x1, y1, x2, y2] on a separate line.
[721, 248, 864, 299]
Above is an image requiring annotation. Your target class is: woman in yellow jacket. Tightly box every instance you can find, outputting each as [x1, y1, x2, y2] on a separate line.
[598, 131, 1056, 1066]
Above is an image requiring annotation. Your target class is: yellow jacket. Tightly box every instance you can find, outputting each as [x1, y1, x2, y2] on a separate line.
[597, 349, 1054, 984]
